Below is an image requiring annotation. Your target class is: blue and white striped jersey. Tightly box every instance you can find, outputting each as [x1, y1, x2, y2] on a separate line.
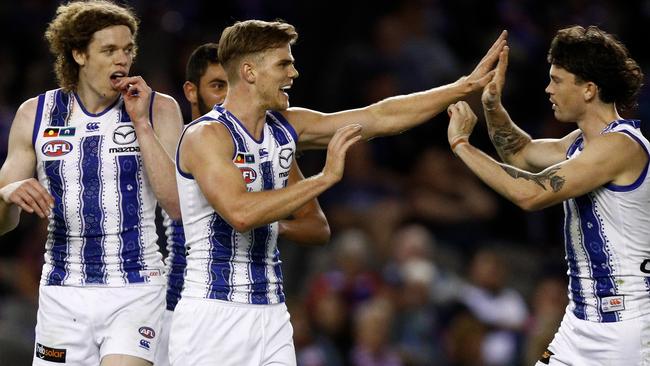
[162, 212, 186, 311]
[176, 105, 297, 304]
[563, 119, 650, 322]
[33, 89, 164, 287]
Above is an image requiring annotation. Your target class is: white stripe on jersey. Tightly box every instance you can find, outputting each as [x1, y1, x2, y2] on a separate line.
[177, 106, 295, 305]
[34, 89, 164, 287]
[564, 119, 650, 322]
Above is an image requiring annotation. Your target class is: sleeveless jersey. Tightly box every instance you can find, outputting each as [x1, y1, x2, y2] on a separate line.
[176, 105, 297, 304]
[33, 89, 164, 287]
[563, 119, 650, 322]
[162, 212, 186, 311]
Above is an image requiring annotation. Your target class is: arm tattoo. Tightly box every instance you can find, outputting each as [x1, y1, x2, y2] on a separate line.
[491, 126, 530, 157]
[501, 165, 566, 193]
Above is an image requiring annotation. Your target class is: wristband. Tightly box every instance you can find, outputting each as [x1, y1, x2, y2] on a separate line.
[450, 137, 468, 152]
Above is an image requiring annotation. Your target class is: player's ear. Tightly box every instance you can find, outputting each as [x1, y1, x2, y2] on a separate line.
[183, 81, 198, 104]
[72, 49, 86, 67]
[584, 82, 598, 102]
[241, 60, 255, 84]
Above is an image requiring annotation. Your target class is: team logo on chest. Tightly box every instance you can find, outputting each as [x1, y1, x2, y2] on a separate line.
[113, 125, 136, 145]
[86, 122, 100, 132]
[279, 148, 293, 169]
[240, 167, 258, 184]
[42, 140, 73, 157]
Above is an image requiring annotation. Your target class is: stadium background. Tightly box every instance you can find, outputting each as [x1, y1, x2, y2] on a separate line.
[0, 0, 649, 365]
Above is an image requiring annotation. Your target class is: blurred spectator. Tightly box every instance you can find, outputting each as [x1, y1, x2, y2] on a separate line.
[351, 297, 402, 366]
[458, 249, 528, 366]
[523, 276, 567, 365]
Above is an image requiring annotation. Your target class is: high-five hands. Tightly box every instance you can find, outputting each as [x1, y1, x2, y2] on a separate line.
[447, 101, 478, 153]
[482, 45, 510, 111]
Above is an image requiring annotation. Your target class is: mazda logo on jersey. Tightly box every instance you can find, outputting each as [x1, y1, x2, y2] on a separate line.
[113, 125, 136, 145]
[240, 167, 257, 184]
[42, 140, 73, 157]
[279, 148, 293, 169]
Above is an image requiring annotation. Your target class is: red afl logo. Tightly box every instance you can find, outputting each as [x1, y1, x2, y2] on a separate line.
[138, 326, 156, 339]
[42, 140, 73, 157]
[240, 167, 257, 184]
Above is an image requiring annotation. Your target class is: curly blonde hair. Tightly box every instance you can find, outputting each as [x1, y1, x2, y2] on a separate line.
[44, 0, 139, 91]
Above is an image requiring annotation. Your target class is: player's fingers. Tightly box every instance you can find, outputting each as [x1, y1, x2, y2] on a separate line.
[28, 180, 55, 208]
[23, 185, 52, 216]
[495, 46, 510, 81]
[17, 193, 45, 218]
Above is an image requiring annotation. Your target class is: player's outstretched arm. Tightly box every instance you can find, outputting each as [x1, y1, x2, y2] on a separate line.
[0, 98, 54, 235]
[285, 31, 508, 149]
[481, 46, 578, 172]
[278, 161, 330, 245]
[116, 76, 183, 220]
[180, 123, 361, 232]
[448, 101, 645, 210]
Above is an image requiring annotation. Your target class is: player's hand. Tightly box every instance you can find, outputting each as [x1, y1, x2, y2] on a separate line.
[447, 101, 478, 145]
[0, 178, 54, 218]
[321, 124, 363, 184]
[114, 75, 152, 127]
[482, 46, 509, 111]
[461, 30, 508, 92]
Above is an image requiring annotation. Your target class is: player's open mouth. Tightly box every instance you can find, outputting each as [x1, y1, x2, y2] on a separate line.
[110, 72, 127, 87]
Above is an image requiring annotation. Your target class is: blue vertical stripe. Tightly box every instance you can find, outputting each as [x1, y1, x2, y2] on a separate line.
[273, 247, 284, 302]
[266, 117, 290, 145]
[119, 99, 131, 123]
[268, 111, 298, 143]
[166, 220, 186, 311]
[117, 155, 146, 283]
[575, 194, 618, 322]
[45, 160, 69, 285]
[250, 161, 275, 304]
[207, 213, 235, 300]
[217, 116, 247, 152]
[564, 200, 587, 320]
[80, 136, 107, 284]
[51, 90, 70, 127]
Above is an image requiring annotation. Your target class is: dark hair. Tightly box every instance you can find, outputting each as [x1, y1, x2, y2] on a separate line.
[547, 25, 644, 110]
[185, 43, 220, 85]
[218, 20, 298, 81]
[45, 0, 139, 91]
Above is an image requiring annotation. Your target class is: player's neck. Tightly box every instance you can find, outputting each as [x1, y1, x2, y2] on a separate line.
[75, 81, 120, 114]
[578, 103, 621, 140]
[221, 89, 267, 140]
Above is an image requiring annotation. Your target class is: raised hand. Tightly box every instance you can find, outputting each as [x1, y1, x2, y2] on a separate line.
[463, 30, 508, 92]
[114, 75, 152, 126]
[482, 46, 510, 111]
[322, 124, 363, 184]
[0, 178, 54, 218]
[447, 101, 478, 146]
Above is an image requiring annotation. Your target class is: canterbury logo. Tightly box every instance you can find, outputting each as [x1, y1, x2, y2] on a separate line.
[113, 125, 137, 145]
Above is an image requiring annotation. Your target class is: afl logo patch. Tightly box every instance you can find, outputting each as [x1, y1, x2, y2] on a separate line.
[42, 140, 73, 157]
[138, 326, 156, 339]
[240, 167, 258, 184]
[113, 125, 137, 145]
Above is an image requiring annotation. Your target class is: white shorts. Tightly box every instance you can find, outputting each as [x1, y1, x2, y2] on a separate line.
[33, 284, 165, 365]
[169, 297, 296, 366]
[154, 309, 173, 366]
[535, 310, 650, 366]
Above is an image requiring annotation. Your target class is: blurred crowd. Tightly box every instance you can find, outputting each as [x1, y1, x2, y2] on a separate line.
[1, 0, 649, 365]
